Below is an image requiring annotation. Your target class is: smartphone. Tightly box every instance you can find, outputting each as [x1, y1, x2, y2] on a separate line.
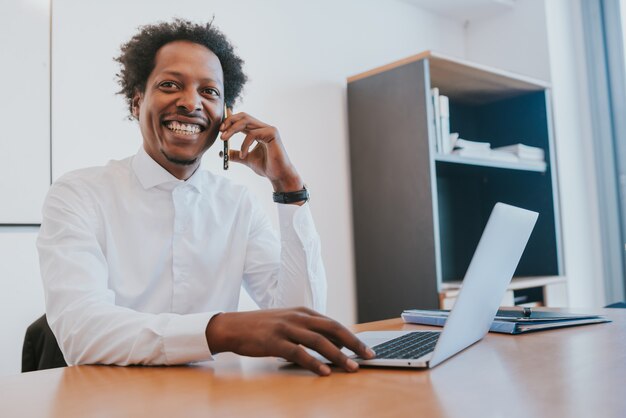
[223, 104, 230, 170]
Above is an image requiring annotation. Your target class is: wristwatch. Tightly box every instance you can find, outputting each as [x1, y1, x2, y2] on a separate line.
[273, 185, 309, 204]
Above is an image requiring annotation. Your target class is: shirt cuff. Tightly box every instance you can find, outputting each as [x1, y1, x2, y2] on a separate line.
[277, 202, 317, 245]
[162, 311, 220, 364]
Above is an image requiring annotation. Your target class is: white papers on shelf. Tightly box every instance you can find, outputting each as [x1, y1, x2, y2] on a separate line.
[494, 143, 545, 161]
[452, 148, 519, 163]
[449, 146, 547, 170]
[449, 132, 459, 149]
[455, 138, 491, 150]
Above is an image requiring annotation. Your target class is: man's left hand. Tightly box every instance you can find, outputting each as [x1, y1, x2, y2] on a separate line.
[219, 112, 304, 194]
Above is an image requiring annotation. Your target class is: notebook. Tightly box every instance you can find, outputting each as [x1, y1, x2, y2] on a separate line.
[346, 202, 538, 368]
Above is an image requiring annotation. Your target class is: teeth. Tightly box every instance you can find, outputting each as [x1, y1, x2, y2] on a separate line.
[165, 121, 202, 135]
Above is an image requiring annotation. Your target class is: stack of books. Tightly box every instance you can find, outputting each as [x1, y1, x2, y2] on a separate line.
[401, 308, 610, 334]
[431, 87, 452, 154]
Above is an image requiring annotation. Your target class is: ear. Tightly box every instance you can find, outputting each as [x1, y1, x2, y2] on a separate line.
[131, 91, 143, 119]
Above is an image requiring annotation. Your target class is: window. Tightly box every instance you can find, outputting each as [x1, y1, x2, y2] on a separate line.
[581, 0, 626, 304]
[623, 0, 626, 73]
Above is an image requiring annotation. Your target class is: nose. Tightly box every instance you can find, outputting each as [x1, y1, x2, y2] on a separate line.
[176, 88, 201, 113]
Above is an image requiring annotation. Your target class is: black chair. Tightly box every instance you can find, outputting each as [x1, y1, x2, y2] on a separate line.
[22, 314, 67, 372]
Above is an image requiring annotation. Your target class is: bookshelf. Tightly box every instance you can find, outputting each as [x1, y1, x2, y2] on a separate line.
[347, 51, 564, 322]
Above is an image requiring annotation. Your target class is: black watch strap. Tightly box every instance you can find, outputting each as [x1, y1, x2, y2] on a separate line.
[273, 186, 309, 204]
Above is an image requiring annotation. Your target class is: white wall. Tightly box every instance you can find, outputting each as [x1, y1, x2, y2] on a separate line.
[0, 0, 50, 378]
[465, 0, 551, 82]
[544, 0, 605, 307]
[0, 228, 45, 377]
[0, 0, 465, 377]
[464, 0, 605, 308]
[0, 0, 50, 223]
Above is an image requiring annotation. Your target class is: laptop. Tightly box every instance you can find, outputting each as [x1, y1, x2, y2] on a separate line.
[348, 202, 538, 368]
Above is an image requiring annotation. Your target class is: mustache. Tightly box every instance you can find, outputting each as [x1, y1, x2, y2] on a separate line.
[163, 110, 210, 126]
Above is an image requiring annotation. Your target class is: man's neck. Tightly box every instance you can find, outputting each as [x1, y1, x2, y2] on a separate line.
[143, 145, 200, 180]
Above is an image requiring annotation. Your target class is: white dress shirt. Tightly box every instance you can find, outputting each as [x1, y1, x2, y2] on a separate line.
[37, 147, 326, 366]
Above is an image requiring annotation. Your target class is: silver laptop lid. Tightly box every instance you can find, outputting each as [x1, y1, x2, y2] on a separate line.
[428, 203, 538, 367]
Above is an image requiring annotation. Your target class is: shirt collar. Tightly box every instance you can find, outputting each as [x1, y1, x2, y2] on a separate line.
[132, 146, 202, 192]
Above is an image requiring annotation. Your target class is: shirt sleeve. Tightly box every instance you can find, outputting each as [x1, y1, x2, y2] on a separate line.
[37, 179, 216, 366]
[241, 196, 327, 313]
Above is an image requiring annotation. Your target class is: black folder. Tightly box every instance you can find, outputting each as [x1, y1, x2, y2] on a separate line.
[401, 308, 611, 334]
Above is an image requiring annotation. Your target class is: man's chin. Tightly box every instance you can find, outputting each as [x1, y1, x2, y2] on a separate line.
[160, 149, 198, 166]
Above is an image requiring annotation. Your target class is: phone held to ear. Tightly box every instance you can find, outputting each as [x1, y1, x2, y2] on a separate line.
[223, 104, 230, 170]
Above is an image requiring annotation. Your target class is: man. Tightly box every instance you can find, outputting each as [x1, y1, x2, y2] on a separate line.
[37, 19, 374, 376]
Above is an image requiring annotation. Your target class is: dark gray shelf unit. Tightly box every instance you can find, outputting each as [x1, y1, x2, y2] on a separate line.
[347, 52, 563, 323]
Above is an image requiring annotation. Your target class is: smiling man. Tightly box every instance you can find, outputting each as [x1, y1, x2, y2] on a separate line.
[37, 20, 374, 376]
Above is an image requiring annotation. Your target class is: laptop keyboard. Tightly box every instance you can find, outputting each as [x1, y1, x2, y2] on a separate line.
[371, 331, 440, 360]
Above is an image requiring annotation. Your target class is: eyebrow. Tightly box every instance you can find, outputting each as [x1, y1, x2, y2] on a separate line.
[160, 70, 223, 85]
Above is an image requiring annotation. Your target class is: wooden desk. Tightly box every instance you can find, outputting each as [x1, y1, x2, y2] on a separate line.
[1, 309, 624, 418]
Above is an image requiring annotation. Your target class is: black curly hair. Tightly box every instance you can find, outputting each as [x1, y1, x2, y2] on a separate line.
[115, 19, 247, 115]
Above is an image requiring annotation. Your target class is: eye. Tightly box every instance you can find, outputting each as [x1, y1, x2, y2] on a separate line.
[158, 81, 180, 91]
[201, 87, 220, 97]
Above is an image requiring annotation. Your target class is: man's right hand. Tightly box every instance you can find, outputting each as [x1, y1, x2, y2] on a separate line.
[204, 307, 376, 376]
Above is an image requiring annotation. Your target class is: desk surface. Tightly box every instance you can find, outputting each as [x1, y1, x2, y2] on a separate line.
[1, 309, 625, 418]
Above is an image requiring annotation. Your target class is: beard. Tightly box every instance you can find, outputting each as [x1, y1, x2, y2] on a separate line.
[160, 149, 198, 166]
